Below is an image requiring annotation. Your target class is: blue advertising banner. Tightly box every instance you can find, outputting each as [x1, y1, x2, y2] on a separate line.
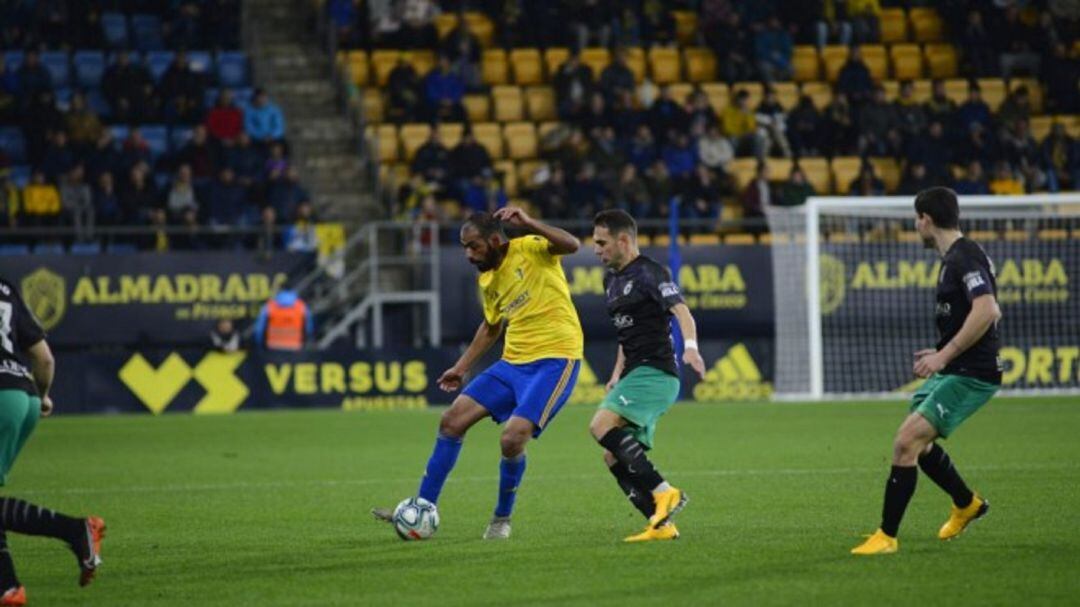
[0, 252, 315, 347]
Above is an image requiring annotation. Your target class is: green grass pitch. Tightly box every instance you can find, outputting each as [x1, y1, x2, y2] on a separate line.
[7, 398, 1080, 605]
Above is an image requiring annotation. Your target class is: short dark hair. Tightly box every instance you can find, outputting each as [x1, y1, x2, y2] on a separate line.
[594, 209, 637, 238]
[462, 212, 505, 238]
[914, 187, 960, 229]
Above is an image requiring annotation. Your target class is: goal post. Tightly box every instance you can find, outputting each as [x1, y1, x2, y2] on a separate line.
[769, 193, 1080, 401]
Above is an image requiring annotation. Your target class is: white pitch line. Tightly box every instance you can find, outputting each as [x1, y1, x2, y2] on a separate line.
[14, 462, 1078, 497]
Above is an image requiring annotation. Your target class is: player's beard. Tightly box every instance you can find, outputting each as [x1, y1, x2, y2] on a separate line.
[472, 248, 501, 272]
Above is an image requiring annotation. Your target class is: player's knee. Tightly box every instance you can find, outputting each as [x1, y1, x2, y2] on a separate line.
[500, 427, 529, 457]
[439, 408, 468, 438]
[588, 416, 611, 441]
[891, 434, 921, 464]
[602, 450, 617, 467]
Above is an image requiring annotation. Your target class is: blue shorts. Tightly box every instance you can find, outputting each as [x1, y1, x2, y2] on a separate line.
[462, 358, 580, 437]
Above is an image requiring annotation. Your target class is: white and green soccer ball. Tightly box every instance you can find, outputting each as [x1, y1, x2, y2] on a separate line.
[393, 497, 439, 540]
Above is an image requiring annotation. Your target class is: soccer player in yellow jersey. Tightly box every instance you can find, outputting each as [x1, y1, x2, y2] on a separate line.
[374, 208, 584, 539]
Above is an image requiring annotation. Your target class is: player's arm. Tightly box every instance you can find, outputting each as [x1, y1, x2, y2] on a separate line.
[493, 206, 579, 255]
[671, 303, 706, 379]
[437, 320, 504, 391]
[25, 339, 55, 416]
[914, 294, 1001, 378]
[606, 345, 625, 391]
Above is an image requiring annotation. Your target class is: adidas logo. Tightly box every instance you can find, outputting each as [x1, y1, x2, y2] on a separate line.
[693, 343, 772, 401]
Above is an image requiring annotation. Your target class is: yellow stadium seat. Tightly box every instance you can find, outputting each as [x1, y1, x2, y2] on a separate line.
[636, 234, 652, 247]
[910, 9, 944, 42]
[684, 48, 717, 83]
[1028, 116, 1052, 141]
[729, 158, 760, 190]
[860, 45, 889, 81]
[404, 50, 436, 77]
[796, 157, 831, 194]
[362, 89, 384, 123]
[800, 81, 833, 110]
[1057, 115, 1080, 138]
[437, 123, 465, 149]
[492, 85, 524, 122]
[925, 44, 958, 78]
[733, 82, 764, 110]
[978, 78, 1008, 112]
[880, 8, 908, 43]
[463, 12, 495, 47]
[580, 47, 611, 79]
[890, 44, 923, 80]
[399, 123, 431, 161]
[793, 46, 820, 82]
[690, 234, 722, 245]
[537, 121, 561, 140]
[1009, 78, 1044, 114]
[439, 199, 463, 219]
[821, 45, 849, 82]
[648, 47, 681, 84]
[510, 49, 543, 85]
[765, 158, 794, 182]
[830, 156, 862, 194]
[517, 160, 547, 190]
[623, 47, 647, 83]
[911, 79, 933, 103]
[525, 86, 556, 121]
[667, 82, 694, 105]
[495, 160, 517, 196]
[481, 49, 508, 85]
[472, 123, 504, 159]
[463, 94, 490, 122]
[434, 14, 457, 40]
[343, 50, 368, 86]
[967, 230, 998, 242]
[1037, 229, 1069, 240]
[504, 122, 538, 160]
[371, 50, 400, 86]
[869, 157, 901, 193]
[773, 81, 800, 111]
[702, 82, 729, 114]
[725, 233, 755, 245]
[1003, 229, 1029, 242]
[882, 80, 899, 101]
[672, 11, 698, 46]
[368, 124, 398, 163]
[943, 78, 970, 105]
[544, 48, 570, 78]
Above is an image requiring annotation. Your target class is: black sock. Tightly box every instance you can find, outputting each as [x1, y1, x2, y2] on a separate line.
[598, 429, 664, 493]
[0, 497, 84, 545]
[0, 530, 17, 590]
[880, 465, 917, 538]
[607, 460, 656, 519]
[918, 443, 975, 508]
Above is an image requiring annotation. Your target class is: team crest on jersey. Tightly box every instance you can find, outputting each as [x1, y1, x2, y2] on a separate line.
[623, 280, 633, 295]
[20, 267, 66, 330]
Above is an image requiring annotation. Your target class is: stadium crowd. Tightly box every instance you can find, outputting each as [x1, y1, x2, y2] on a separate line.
[0, 1, 319, 253]
[331, 0, 1080, 227]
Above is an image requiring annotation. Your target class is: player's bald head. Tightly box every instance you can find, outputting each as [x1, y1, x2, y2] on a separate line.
[914, 187, 960, 229]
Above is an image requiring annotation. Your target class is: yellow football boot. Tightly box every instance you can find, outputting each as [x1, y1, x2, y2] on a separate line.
[624, 522, 679, 542]
[939, 494, 989, 540]
[648, 487, 688, 529]
[851, 529, 898, 555]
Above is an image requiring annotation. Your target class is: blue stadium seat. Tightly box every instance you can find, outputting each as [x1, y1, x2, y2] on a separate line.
[0, 245, 30, 256]
[8, 165, 30, 188]
[3, 52, 24, 73]
[217, 51, 249, 87]
[203, 87, 219, 109]
[131, 14, 165, 51]
[187, 51, 214, 77]
[141, 125, 169, 160]
[86, 89, 110, 115]
[146, 51, 174, 81]
[234, 87, 255, 106]
[106, 242, 138, 254]
[54, 87, 73, 110]
[40, 51, 71, 88]
[70, 241, 103, 255]
[32, 242, 66, 255]
[101, 12, 129, 48]
[110, 125, 130, 144]
[0, 128, 27, 164]
[74, 50, 107, 88]
[170, 126, 193, 150]
[153, 171, 171, 191]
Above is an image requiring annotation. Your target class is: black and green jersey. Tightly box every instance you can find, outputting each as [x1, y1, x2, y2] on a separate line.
[936, 238, 1002, 384]
[0, 278, 45, 395]
[603, 255, 685, 378]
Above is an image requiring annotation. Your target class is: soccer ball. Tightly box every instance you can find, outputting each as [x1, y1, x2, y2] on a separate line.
[392, 497, 439, 540]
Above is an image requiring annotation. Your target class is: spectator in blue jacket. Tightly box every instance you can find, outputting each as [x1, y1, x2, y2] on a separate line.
[837, 46, 874, 105]
[755, 16, 794, 82]
[244, 88, 286, 146]
[423, 55, 465, 122]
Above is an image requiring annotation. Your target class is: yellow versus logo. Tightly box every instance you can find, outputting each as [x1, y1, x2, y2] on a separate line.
[119, 352, 248, 415]
[20, 268, 66, 330]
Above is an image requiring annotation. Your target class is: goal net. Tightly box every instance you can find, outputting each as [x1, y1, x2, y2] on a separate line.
[768, 194, 1080, 400]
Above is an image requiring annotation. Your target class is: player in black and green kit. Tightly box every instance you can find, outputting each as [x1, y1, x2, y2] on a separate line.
[853, 187, 1002, 555]
[588, 210, 707, 542]
[0, 278, 106, 604]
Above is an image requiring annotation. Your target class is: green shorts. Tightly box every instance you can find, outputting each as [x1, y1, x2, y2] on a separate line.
[910, 373, 999, 438]
[599, 366, 681, 449]
[0, 390, 40, 486]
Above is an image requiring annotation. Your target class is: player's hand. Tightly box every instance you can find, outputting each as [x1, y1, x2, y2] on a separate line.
[683, 348, 707, 380]
[913, 350, 947, 378]
[40, 395, 54, 417]
[437, 366, 466, 392]
[492, 206, 533, 229]
[605, 376, 619, 393]
[913, 348, 936, 361]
